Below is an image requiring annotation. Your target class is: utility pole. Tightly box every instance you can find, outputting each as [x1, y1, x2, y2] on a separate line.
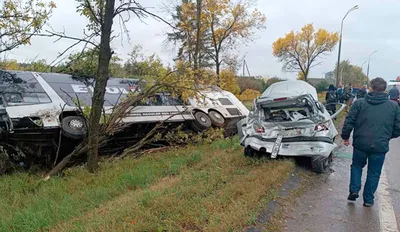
[366, 50, 377, 79]
[335, 5, 359, 87]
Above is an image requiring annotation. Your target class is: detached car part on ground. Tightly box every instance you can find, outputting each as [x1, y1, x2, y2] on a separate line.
[0, 70, 248, 171]
[237, 80, 345, 173]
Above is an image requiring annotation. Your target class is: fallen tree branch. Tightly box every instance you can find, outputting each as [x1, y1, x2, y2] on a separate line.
[44, 143, 88, 180]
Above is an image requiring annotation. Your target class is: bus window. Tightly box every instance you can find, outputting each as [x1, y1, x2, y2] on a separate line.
[4, 92, 52, 106]
[160, 95, 183, 106]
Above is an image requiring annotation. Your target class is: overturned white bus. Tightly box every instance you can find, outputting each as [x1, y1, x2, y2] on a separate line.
[0, 70, 248, 169]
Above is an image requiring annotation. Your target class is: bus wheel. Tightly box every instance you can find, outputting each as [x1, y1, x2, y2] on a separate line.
[208, 111, 225, 127]
[191, 111, 212, 132]
[62, 116, 87, 140]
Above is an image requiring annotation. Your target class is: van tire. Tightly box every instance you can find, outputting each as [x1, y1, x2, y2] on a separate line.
[311, 154, 331, 173]
[208, 111, 225, 127]
[191, 111, 212, 131]
[62, 116, 87, 140]
[244, 146, 256, 158]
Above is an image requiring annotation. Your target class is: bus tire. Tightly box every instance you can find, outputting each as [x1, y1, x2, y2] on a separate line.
[190, 121, 204, 132]
[62, 116, 87, 140]
[191, 111, 212, 131]
[208, 110, 225, 127]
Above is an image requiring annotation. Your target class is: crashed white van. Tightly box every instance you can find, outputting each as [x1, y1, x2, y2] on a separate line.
[237, 80, 345, 173]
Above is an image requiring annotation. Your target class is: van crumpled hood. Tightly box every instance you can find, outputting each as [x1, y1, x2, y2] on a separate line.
[365, 92, 389, 105]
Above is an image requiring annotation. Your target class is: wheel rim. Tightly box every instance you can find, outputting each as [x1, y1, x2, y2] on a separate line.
[214, 113, 222, 119]
[200, 116, 207, 123]
[69, 119, 84, 129]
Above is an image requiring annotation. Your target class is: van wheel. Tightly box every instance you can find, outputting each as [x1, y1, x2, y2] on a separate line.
[311, 154, 332, 173]
[62, 116, 87, 140]
[208, 111, 225, 127]
[244, 146, 256, 158]
[191, 111, 212, 132]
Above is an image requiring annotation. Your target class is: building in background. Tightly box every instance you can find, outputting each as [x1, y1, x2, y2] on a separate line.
[325, 71, 335, 80]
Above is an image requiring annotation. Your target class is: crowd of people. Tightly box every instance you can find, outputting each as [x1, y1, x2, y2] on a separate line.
[324, 82, 400, 115]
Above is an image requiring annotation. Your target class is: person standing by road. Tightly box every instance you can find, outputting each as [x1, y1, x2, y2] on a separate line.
[389, 84, 399, 103]
[343, 83, 353, 112]
[337, 85, 344, 103]
[325, 84, 337, 116]
[342, 77, 400, 207]
[356, 85, 367, 99]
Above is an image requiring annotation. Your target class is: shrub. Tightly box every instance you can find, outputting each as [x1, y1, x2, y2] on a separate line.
[238, 89, 261, 101]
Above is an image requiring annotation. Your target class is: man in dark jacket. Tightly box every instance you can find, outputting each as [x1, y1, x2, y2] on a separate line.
[389, 84, 399, 102]
[325, 84, 337, 115]
[356, 85, 367, 99]
[342, 77, 400, 207]
[343, 83, 353, 112]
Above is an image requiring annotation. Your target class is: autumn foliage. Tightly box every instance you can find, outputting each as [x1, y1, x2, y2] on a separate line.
[0, 0, 56, 54]
[272, 24, 339, 81]
[168, 0, 266, 81]
[238, 89, 261, 101]
[218, 69, 240, 95]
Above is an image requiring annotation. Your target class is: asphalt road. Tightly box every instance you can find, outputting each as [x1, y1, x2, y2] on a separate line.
[385, 139, 400, 228]
[283, 137, 400, 232]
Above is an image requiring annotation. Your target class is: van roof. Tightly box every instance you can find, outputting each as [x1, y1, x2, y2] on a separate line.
[260, 80, 318, 101]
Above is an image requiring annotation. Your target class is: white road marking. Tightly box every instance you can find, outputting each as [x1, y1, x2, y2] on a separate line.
[378, 168, 399, 232]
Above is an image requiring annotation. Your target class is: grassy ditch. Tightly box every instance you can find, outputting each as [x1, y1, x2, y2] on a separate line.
[0, 137, 294, 232]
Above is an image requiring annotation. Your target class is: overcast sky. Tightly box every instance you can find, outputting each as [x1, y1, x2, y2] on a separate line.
[6, 0, 400, 81]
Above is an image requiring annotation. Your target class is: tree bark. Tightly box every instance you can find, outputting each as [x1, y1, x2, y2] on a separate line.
[87, 0, 115, 173]
[303, 69, 309, 82]
[215, 53, 221, 86]
[193, 0, 202, 70]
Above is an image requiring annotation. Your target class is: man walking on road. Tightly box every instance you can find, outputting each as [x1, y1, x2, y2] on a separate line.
[341, 77, 400, 207]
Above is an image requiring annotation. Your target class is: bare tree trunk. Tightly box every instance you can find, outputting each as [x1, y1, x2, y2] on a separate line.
[193, 0, 202, 70]
[216, 54, 221, 86]
[304, 69, 309, 82]
[87, 0, 116, 173]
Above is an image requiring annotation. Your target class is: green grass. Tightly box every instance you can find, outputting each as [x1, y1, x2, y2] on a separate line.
[0, 138, 294, 232]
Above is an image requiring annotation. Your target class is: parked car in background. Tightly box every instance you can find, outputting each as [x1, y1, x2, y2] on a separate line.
[237, 80, 345, 173]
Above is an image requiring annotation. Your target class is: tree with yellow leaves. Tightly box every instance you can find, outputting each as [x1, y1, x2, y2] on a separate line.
[219, 69, 240, 94]
[272, 24, 339, 82]
[168, 0, 266, 83]
[0, 59, 20, 70]
[203, 0, 266, 83]
[0, 0, 55, 54]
